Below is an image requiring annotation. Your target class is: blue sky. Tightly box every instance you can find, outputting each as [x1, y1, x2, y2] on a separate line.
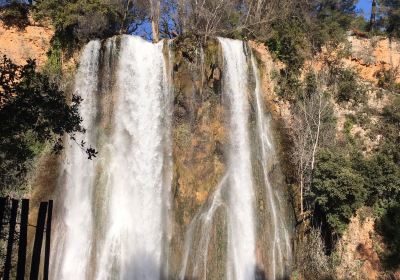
[356, 0, 372, 19]
[0, 0, 374, 21]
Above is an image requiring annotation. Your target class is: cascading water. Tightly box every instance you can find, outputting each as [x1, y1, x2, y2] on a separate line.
[251, 54, 292, 279]
[51, 36, 172, 280]
[95, 35, 171, 280]
[178, 39, 292, 280]
[51, 35, 292, 280]
[218, 38, 257, 280]
[51, 40, 101, 280]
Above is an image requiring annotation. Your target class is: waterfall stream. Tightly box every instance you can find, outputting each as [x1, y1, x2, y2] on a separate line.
[51, 40, 101, 280]
[218, 38, 257, 280]
[51, 35, 292, 280]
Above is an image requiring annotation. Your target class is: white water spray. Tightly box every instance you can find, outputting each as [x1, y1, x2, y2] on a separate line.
[251, 54, 292, 279]
[95, 35, 171, 280]
[52, 40, 101, 280]
[219, 38, 256, 280]
[52, 36, 171, 280]
[51, 35, 292, 280]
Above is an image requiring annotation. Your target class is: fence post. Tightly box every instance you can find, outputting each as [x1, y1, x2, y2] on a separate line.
[16, 199, 29, 280]
[43, 200, 53, 280]
[0, 197, 7, 237]
[3, 199, 19, 280]
[30, 202, 48, 280]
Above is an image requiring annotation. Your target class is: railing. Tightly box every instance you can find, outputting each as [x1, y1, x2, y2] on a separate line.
[0, 197, 53, 280]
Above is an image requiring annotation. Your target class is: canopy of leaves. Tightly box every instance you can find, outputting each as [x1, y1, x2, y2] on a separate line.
[0, 56, 95, 192]
[0, 2, 29, 29]
[380, 0, 400, 38]
[32, 0, 148, 51]
[377, 204, 400, 270]
[312, 149, 367, 235]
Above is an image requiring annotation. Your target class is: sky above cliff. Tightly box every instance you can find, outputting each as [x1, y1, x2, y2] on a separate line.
[357, 0, 372, 19]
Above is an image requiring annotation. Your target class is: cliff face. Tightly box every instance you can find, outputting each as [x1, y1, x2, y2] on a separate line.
[2, 21, 399, 279]
[250, 35, 400, 280]
[346, 36, 400, 84]
[0, 19, 53, 66]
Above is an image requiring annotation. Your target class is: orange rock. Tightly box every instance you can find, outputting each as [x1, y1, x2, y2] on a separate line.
[0, 19, 54, 67]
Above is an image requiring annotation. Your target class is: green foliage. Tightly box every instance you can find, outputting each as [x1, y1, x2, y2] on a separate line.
[311, 0, 357, 48]
[42, 39, 63, 83]
[266, 17, 309, 73]
[358, 154, 400, 214]
[0, 2, 30, 29]
[350, 15, 369, 33]
[380, 0, 400, 38]
[376, 204, 400, 269]
[330, 67, 366, 104]
[275, 71, 302, 101]
[32, 0, 128, 51]
[0, 56, 96, 192]
[310, 94, 399, 241]
[375, 66, 400, 94]
[266, 17, 311, 101]
[312, 149, 367, 234]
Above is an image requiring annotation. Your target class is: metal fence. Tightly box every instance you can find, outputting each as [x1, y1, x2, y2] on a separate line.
[0, 197, 53, 280]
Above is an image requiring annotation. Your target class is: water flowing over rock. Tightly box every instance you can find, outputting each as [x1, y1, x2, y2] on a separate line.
[50, 35, 293, 280]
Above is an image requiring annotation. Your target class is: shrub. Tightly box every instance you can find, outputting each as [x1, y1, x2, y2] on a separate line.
[376, 204, 400, 269]
[312, 149, 367, 235]
[0, 56, 96, 192]
[266, 17, 310, 74]
[331, 67, 367, 104]
[294, 227, 334, 280]
[375, 66, 400, 94]
[0, 2, 30, 29]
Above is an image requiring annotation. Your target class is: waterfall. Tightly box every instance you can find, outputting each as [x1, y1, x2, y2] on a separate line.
[51, 35, 292, 280]
[251, 54, 292, 279]
[51, 36, 172, 280]
[51, 40, 101, 280]
[218, 38, 257, 280]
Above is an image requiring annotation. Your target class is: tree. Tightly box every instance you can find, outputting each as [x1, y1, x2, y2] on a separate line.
[377, 204, 400, 269]
[0, 56, 96, 192]
[369, 0, 377, 31]
[0, 2, 30, 29]
[312, 149, 367, 235]
[289, 72, 336, 217]
[380, 0, 400, 38]
[33, 0, 148, 48]
[150, 0, 160, 42]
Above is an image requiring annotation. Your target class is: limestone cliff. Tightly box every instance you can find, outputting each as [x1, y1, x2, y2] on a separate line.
[0, 19, 53, 66]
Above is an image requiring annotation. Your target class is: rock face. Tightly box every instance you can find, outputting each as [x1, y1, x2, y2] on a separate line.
[346, 36, 400, 84]
[168, 36, 293, 279]
[4, 22, 399, 278]
[335, 210, 381, 280]
[168, 36, 229, 277]
[170, 36, 226, 227]
[0, 19, 53, 66]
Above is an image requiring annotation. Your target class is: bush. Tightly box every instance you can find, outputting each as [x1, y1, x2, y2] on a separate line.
[376, 204, 400, 270]
[0, 56, 96, 192]
[375, 66, 400, 94]
[359, 153, 400, 215]
[312, 149, 367, 235]
[266, 17, 310, 74]
[331, 67, 367, 104]
[32, 0, 120, 52]
[0, 2, 30, 29]
[294, 227, 334, 280]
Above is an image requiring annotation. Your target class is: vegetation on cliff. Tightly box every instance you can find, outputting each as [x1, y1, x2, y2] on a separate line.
[0, 56, 96, 195]
[0, 0, 399, 278]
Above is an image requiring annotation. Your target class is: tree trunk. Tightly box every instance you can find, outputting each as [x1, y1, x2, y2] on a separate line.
[369, 0, 377, 31]
[120, 0, 133, 34]
[150, 0, 160, 43]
